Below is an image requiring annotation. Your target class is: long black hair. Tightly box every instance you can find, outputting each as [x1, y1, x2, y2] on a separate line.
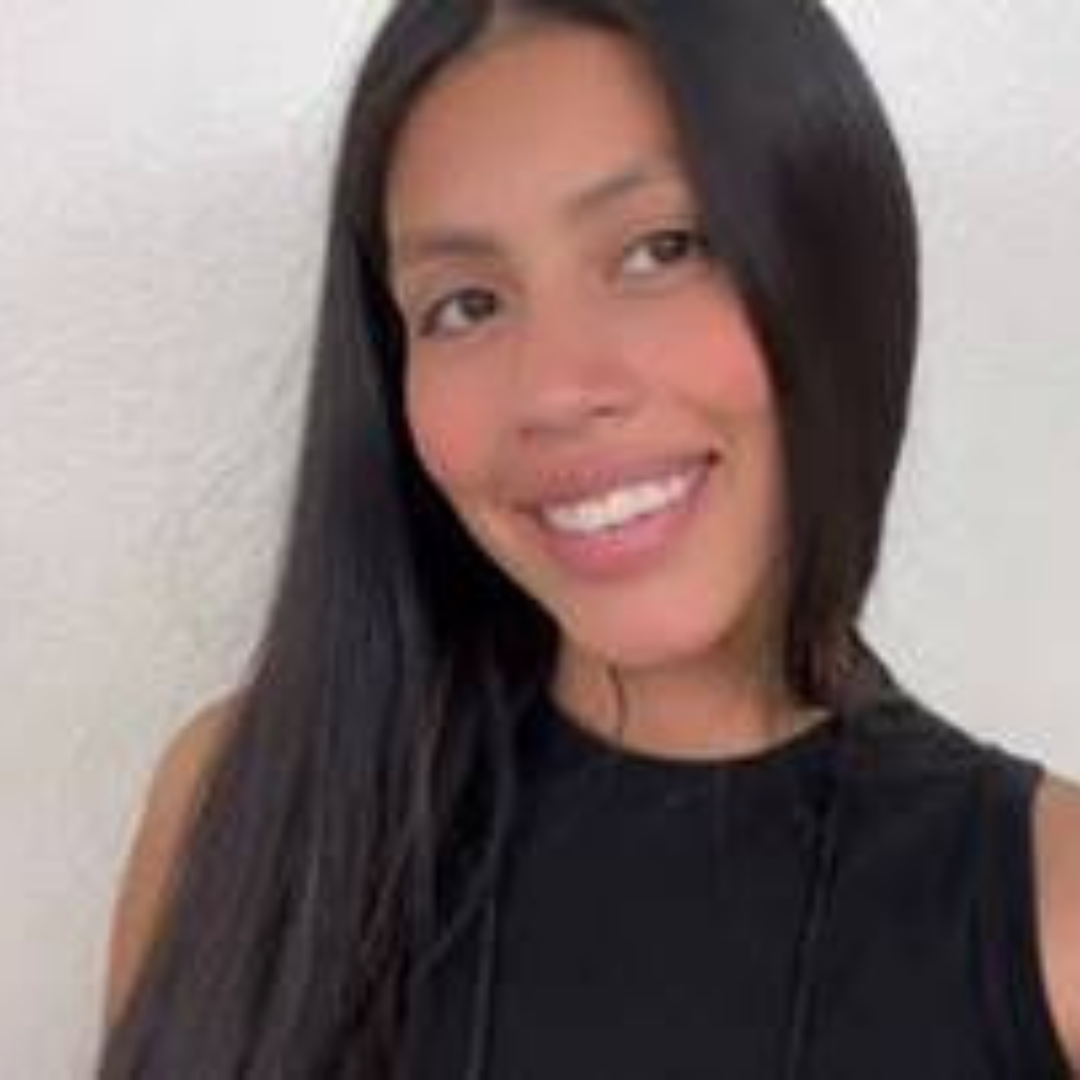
[97, 0, 920, 1076]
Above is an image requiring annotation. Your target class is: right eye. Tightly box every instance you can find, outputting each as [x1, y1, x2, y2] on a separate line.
[416, 287, 501, 340]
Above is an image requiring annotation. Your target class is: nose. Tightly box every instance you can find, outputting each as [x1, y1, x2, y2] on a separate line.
[509, 293, 645, 442]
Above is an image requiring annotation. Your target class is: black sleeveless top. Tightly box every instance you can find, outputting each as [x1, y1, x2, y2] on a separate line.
[409, 686, 1071, 1080]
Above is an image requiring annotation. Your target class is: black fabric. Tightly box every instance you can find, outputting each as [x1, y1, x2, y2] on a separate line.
[411, 689, 1072, 1080]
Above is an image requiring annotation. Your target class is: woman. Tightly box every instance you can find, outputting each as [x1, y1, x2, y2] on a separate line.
[98, 1, 1080, 1077]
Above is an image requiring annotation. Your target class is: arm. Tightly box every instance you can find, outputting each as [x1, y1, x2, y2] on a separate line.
[103, 693, 241, 1029]
[1035, 771, 1080, 1076]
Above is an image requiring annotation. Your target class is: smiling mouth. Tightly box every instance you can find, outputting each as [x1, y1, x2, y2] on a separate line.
[518, 449, 720, 514]
[523, 453, 718, 582]
[535, 456, 713, 535]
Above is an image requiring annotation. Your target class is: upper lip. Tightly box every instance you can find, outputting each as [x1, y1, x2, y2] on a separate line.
[513, 449, 718, 511]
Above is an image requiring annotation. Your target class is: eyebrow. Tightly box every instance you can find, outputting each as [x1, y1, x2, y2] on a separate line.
[389, 153, 685, 275]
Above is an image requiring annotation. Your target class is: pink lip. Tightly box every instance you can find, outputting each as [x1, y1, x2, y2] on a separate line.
[516, 449, 719, 509]
[526, 455, 716, 582]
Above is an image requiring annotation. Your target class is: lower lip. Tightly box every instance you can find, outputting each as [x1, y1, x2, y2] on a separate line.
[529, 456, 717, 583]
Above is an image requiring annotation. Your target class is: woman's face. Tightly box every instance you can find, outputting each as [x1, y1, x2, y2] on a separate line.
[385, 22, 789, 711]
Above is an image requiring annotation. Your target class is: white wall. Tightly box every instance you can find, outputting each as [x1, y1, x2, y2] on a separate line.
[1, 1, 1077, 1074]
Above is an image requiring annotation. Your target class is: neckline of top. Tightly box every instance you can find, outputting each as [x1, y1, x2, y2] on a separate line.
[518, 686, 849, 787]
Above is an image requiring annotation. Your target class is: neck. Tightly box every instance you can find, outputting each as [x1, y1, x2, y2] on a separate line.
[551, 640, 824, 762]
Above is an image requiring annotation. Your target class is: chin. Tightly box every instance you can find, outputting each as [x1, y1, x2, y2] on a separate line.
[557, 598, 746, 675]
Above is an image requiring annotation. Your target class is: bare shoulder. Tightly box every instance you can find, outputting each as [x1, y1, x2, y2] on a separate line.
[1034, 768, 1080, 1075]
[103, 689, 245, 1028]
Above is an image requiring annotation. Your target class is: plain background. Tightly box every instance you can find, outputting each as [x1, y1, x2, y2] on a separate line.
[1, 1, 1077, 1074]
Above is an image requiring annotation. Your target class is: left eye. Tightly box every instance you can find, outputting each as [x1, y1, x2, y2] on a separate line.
[621, 226, 711, 277]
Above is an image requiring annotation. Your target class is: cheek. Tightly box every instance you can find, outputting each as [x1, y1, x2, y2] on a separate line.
[661, 296, 787, 527]
[404, 363, 491, 494]
[686, 305, 774, 415]
[622, 286, 775, 416]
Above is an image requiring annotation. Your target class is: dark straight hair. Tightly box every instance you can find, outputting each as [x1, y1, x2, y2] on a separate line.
[97, 0, 920, 1076]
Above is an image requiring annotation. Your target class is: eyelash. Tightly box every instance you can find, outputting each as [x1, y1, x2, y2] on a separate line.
[412, 224, 712, 341]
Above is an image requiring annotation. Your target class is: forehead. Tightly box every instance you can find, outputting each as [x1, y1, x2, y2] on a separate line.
[384, 22, 686, 237]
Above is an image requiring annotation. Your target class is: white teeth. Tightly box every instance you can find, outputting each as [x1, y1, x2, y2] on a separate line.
[540, 465, 702, 535]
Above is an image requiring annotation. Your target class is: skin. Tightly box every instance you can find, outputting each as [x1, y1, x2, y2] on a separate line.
[385, 22, 817, 760]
